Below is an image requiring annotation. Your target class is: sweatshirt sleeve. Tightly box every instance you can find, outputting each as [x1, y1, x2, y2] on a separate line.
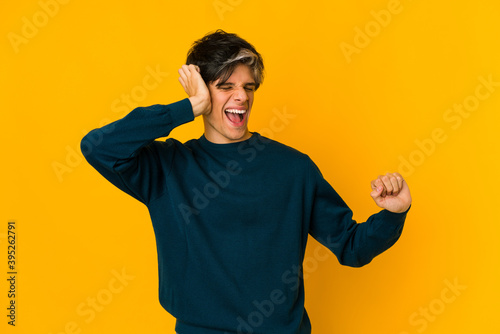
[80, 98, 194, 205]
[307, 159, 409, 267]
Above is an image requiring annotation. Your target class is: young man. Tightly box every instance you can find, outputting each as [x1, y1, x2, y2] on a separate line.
[81, 30, 411, 334]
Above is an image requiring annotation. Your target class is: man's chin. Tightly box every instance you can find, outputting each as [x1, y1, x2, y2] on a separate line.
[225, 128, 251, 143]
[203, 118, 251, 143]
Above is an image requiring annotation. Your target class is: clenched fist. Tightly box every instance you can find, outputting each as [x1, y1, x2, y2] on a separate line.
[370, 172, 412, 213]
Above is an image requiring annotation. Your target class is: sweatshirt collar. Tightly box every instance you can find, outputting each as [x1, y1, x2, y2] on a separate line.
[198, 132, 260, 151]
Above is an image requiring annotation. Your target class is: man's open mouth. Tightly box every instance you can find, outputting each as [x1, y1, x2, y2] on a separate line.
[225, 108, 247, 126]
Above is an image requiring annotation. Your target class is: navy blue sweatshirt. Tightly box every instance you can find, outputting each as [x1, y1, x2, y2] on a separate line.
[81, 98, 408, 334]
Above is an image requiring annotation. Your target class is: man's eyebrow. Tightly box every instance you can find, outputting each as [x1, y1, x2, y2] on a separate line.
[216, 82, 256, 87]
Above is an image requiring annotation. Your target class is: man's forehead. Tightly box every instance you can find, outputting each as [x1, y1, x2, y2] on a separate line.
[215, 64, 255, 84]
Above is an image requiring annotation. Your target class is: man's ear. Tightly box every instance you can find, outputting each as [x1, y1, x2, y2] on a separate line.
[207, 82, 216, 98]
[206, 80, 214, 92]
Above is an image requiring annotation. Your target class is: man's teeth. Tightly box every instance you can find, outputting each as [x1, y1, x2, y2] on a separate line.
[225, 109, 246, 114]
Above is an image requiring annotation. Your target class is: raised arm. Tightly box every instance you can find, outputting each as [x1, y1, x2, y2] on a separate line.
[81, 64, 211, 204]
[308, 162, 411, 267]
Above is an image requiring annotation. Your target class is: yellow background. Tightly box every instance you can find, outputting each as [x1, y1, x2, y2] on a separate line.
[1, 0, 499, 333]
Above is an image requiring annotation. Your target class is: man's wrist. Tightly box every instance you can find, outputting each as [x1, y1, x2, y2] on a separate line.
[189, 96, 209, 117]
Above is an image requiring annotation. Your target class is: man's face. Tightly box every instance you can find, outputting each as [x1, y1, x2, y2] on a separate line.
[203, 64, 256, 144]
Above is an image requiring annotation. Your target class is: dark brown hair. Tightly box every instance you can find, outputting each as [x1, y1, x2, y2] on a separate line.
[186, 29, 265, 90]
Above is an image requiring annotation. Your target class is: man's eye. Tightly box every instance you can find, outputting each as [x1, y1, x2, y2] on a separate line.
[219, 86, 231, 90]
[245, 87, 255, 92]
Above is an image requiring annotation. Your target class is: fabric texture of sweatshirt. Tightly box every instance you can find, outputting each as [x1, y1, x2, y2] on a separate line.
[81, 98, 409, 334]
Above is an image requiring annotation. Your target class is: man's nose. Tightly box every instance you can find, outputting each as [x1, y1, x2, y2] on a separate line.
[233, 87, 249, 102]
